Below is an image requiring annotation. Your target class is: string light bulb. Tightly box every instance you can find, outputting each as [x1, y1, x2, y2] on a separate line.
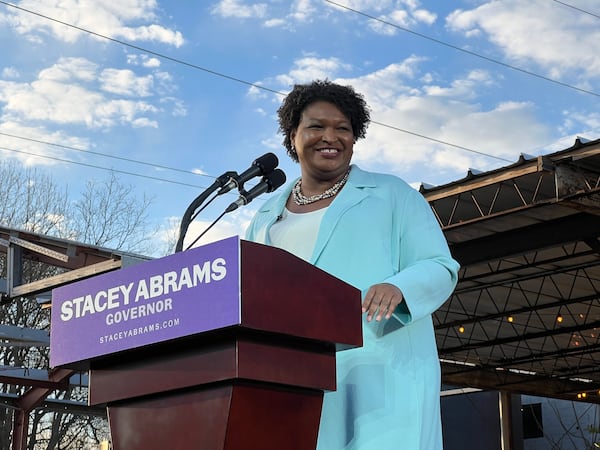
[458, 325, 465, 334]
[507, 315, 514, 323]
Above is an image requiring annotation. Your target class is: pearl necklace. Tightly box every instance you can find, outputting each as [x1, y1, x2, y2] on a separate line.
[292, 168, 351, 205]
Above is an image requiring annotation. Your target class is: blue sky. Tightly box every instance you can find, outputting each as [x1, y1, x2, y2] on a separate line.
[1, 0, 599, 255]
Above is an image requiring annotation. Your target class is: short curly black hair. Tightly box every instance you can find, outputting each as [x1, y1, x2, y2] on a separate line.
[277, 80, 371, 162]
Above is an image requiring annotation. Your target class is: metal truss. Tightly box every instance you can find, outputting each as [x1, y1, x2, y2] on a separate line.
[423, 137, 600, 403]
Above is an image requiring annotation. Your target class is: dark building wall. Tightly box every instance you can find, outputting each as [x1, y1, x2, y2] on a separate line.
[442, 390, 523, 450]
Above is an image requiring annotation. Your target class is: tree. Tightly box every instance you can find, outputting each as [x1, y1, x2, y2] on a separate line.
[0, 160, 70, 236]
[0, 159, 155, 449]
[71, 172, 155, 254]
[528, 397, 600, 450]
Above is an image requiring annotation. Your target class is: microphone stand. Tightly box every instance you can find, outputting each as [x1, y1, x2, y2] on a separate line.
[174, 171, 237, 253]
[184, 175, 272, 250]
[184, 209, 228, 251]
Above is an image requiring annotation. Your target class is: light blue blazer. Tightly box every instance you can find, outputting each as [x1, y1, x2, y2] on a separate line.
[246, 165, 459, 450]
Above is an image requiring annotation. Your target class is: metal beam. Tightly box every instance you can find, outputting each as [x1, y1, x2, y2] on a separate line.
[11, 409, 28, 450]
[442, 363, 600, 404]
[7, 236, 69, 263]
[0, 365, 88, 390]
[0, 392, 105, 417]
[437, 292, 598, 330]
[423, 160, 543, 202]
[439, 320, 600, 354]
[7, 258, 121, 300]
[450, 212, 600, 266]
[0, 324, 49, 347]
[15, 368, 75, 412]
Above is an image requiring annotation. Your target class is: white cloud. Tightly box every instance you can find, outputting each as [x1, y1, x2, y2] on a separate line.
[0, 121, 90, 166]
[338, 56, 425, 108]
[423, 69, 495, 99]
[264, 18, 286, 27]
[100, 69, 154, 97]
[39, 57, 97, 83]
[275, 56, 353, 86]
[246, 83, 271, 101]
[323, 0, 437, 35]
[350, 69, 550, 176]
[211, 0, 268, 19]
[1, 0, 184, 47]
[143, 57, 161, 68]
[0, 57, 169, 129]
[325, 0, 394, 11]
[413, 8, 436, 25]
[367, 6, 437, 35]
[561, 109, 600, 136]
[289, 0, 317, 22]
[127, 54, 161, 68]
[165, 207, 254, 251]
[446, 0, 600, 79]
[261, 135, 282, 150]
[119, 24, 184, 47]
[1, 67, 20, 79]
[160, 97, 187, 117]
[192, 168, 209, 176]
[210, 0, 318, 28]
[211, 0, 437, 32]
[131, 117, 158, 128]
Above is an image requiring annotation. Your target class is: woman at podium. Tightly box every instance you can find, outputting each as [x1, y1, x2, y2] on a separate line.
[246, 79, 459, 450]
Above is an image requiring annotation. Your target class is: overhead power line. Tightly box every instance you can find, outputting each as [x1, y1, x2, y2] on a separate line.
[4, 0, 595, 99]
[0, 131, 214, 180]
[0, 0, 284, 96]
[551, 0, 600, 20]
[371, 120, 513, 162]
[324, 0, 600, 98]
[0, 145, 208, 189]
[0, 124, 512, 174]
[0, 0, 573, 169]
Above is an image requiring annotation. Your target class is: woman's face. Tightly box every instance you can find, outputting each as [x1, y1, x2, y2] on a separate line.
[291, 101, 354, 182]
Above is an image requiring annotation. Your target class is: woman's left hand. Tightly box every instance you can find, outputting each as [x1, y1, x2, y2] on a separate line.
[362, 283, 404, 322]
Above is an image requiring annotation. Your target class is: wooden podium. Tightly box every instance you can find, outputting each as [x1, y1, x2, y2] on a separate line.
[50, 238, 362, 450]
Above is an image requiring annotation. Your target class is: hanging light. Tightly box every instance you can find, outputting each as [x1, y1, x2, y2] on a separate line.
[556, 314, 563, 323]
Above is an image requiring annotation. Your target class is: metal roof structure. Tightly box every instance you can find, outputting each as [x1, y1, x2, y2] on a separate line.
[426, 137, 600, 404]
[0, 229, 149, 450]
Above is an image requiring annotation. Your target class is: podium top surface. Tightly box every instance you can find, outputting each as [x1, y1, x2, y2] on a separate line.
[50, 236, 362, 368]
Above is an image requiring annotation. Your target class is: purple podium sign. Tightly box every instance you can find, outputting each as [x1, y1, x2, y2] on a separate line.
[50, 236, 241, 368]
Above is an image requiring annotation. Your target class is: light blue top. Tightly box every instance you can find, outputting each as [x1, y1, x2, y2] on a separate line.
[245, 165, 460, 450]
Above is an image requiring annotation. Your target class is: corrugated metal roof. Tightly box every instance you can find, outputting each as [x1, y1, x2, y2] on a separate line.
[424, 137, 600, 403]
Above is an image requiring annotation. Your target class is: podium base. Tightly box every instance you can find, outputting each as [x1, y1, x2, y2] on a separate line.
[107, 381, 323, 450]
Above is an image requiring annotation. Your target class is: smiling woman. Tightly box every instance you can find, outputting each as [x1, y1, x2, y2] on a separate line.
[246, 80, 460, 450]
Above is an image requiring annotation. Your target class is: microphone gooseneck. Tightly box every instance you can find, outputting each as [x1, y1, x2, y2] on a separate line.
[218, 152, 279, 195]
[225, 169, 286, 213]
[174, 154, 285, 253]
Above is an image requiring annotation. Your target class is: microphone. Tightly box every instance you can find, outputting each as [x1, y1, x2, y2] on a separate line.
[226, 169, 286, 213]
[218, 152, 279, 195]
